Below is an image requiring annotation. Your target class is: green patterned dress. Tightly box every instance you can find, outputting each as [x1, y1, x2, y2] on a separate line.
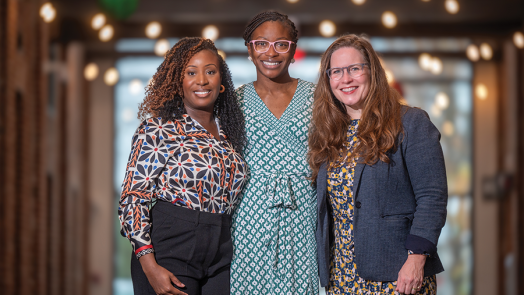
[327, 119, 436, 295]
[230, 79, 319, 295]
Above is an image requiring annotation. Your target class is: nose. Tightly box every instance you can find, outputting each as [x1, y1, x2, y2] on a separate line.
[340, 68, 353, 83]
[265, 43, 278, 57]
[196, 71, 209, 85]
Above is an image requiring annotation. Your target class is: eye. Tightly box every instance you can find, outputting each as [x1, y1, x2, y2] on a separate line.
[349, 66, 361, 72]
[206, 69, 217, 75]
[186, 71, 196, 76]
[255, 41, 268, 47]
[331, 68, 342, 75]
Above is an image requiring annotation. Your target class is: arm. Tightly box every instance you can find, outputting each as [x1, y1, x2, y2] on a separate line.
[119, 118, 186, 295]
[397, 108, 448, 293]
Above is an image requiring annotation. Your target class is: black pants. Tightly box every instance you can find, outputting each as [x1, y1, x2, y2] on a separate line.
[131, 201, 233, 295]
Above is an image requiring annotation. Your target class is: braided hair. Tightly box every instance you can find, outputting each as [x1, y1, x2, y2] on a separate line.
[138, 37, 246, 153]
[243, 11, 299, 45]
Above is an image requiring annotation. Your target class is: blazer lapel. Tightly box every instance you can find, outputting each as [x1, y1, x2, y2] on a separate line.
[352, 161, 366, 199]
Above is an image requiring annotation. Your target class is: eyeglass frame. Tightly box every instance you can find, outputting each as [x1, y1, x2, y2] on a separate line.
[326, 63, 370, 80]
[248, 40, 295, 54]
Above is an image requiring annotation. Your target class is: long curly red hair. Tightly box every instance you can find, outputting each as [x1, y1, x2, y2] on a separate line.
[308, 34, 403, 181]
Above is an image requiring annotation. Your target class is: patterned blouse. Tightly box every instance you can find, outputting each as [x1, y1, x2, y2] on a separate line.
[119, 115, 248, 259]
[327, 119, 436, 295]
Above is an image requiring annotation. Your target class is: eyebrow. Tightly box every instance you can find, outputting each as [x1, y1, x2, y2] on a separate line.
[186, 64, 218, 68]
[254, 37, 289, 40]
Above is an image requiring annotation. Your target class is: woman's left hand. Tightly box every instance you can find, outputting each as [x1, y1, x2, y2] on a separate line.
[396, 254, 426, 294]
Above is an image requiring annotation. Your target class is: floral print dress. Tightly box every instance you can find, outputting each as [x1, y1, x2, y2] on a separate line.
[326, 119, 436, 295]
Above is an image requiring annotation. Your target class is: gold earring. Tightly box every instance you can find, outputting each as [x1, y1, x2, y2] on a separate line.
[220, 85, 225, 93]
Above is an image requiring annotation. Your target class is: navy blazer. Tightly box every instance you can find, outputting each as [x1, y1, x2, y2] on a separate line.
[316, 106, 448, 286]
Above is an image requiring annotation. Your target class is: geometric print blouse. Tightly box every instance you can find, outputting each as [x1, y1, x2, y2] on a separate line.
[119, 114, 248, 259]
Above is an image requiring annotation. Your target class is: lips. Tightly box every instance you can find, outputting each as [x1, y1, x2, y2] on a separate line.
[340, 86, 358, 94]
[262, 60, 282, 68]
[193, 90, 212, 97]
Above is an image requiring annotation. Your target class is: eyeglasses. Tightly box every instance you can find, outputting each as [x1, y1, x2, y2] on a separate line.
[249, 40, 295, 54]
[326, 63, 369, 81]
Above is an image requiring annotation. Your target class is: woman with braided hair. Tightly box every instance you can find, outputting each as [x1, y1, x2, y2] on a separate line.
[119, 37, 248, 295]
[230, 11, 319, 294]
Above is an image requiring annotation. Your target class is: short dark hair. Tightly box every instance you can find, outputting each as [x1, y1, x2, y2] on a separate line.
[243, 11, 299, 45]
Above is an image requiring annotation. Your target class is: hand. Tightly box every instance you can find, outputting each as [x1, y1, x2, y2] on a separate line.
[139, 253, 187, 295]
[396, 254, 426, 294]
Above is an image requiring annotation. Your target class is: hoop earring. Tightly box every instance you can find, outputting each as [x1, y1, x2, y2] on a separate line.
[291, 58, 295, 64]
[220, 85, 225, 93]
[248, 56, 253, 61]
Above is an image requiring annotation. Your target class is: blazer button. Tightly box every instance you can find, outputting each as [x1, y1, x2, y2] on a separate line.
[355, 201, 362, 208]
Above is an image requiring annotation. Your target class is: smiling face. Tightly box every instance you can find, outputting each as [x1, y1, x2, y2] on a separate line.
[329, 46, 370, 119]
[247, 21, 295, 81]
[182, 49, 222, 113]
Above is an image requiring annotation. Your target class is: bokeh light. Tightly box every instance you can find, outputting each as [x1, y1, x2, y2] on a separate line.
[466, 44, 480, 62]
[513, 32, 524, 49]
[480, 43, 493, 60]
[382, 11, 397, 29]
[84, 63, 99, 81]
[145, 22, 162, 39]
[104, 67, 119, 86]
[91, 13, 106, 30]
[475, 83, 488, 100]
[154, 39, 170, 56]
[319, 20, 336, 37]
[99, 25, 114, 42]
[40, 3, 56, 23]
[445, 0, 460, 14]
[202, 25, 219, 41]
[418, 53, 432, 71]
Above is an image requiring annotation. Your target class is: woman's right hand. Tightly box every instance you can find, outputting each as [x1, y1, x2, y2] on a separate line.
[139, 253, 187, 295]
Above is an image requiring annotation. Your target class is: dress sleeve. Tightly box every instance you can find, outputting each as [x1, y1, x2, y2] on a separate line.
[118, 117, 170, 259]
[403, 108, 448, 257]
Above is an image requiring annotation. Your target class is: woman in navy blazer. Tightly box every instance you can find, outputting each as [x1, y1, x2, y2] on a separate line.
[308, 34, 447, 295]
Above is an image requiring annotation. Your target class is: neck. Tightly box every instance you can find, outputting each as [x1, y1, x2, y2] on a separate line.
[346, 105, 362, 119]
[254, 71, 295, 92]
[184, 106, 214, 125]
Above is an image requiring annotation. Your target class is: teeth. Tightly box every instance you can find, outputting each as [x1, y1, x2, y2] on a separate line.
[195, 91, 210, 95]
[263, 61, 280, 66]
[342, 87, 357, 92]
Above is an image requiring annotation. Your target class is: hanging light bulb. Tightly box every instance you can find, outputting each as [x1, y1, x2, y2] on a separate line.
[91, 13, 106, 30]
[40, 3, 56, 23]
[475, 83, 488, 100]
[129, 79, 143, 95]
[202, 25, 219, 41]
[430, 57, 443, 75]
[104, 68, 119, 86]
[154, 39, 170, 57]
[480, 43, 493, 60]
[145, 22, 162, 39]
[418, 53, 432, 71]
[466, 44, 480, 62]
[319, 20, 336, 37]
[513, 32, 524, 49]
[99, 24, 114, 42]
[84, 63, 99, 81]
[382, 11, 397, 29]
[445, 0, 459, 14]
[435, 92, 450, 110]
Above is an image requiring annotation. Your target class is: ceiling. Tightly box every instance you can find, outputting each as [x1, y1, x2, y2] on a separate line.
[53, 0, 524, 41]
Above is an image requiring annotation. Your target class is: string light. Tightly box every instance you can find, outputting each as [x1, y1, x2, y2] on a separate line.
[99, 25, 114, 42]
[513, 32, 524, 49]
[475, 83, 488, 100]
[418, 53, 432, 71]
[154, 39, 170, 57]
[91, 13, 106, 30]
[129, 79, 143, 95]
[435, 92, 450, 110]
[466, 44, 480, 62]
[430, 57, 443, 75]
[382, 11, 397, 29]
[480, 43, 493, 60]
[104, 68, 119, 86]
[40, 3, 56, 23]
[445, 0, 459, 14]
[145, 22, 162, 39]
[202, 25, 219, 41]
[319, 20, 336, 37]
[84, 63, 99, 81]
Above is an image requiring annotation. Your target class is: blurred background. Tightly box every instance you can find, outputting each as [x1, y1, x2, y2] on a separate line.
[1, 0, 523, 294]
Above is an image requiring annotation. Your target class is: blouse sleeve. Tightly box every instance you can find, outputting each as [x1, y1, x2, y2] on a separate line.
[118, 117, 170, 259]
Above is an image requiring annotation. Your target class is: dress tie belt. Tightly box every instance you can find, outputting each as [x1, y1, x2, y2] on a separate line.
[252, 170, 311, 275]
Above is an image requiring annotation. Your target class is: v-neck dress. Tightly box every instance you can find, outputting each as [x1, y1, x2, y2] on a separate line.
[230, 79, 319, 294]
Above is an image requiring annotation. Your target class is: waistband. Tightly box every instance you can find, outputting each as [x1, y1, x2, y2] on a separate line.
[153, 200, 231, 227]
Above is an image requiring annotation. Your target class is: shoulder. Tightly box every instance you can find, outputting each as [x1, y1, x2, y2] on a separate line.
[401, 105, 431, 128]
[235, 82, 253, 107]
[137, 117, 179, 137]
[296, 79, 316, 102]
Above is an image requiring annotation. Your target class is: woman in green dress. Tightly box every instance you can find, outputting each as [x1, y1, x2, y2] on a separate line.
[230, 11, 319, 294]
